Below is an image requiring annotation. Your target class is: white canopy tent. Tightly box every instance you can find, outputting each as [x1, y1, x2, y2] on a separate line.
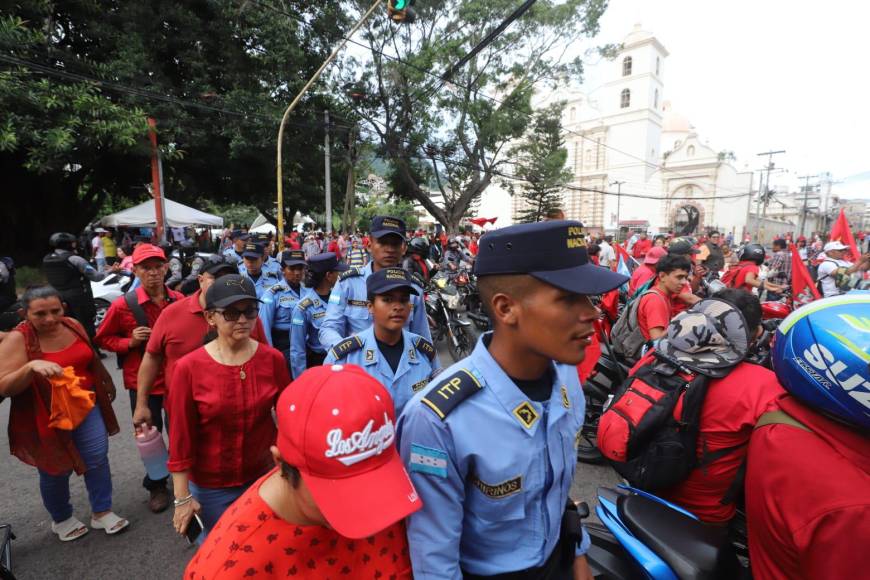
[249, 212, 315, 234]
[99, 198, 224, 228]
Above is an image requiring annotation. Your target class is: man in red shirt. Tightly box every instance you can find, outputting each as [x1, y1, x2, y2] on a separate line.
[132, 256, 266, 430]
[652, 289, 784, 523]
[94, 243, 183, 512]
[637, 254, 691, 342]
[184, 363, 421, 579]
[628, 246, 666, 296]
[745, 294, 870, 579]
[665, 239, 702, 315]
[631, 231, 652, 259]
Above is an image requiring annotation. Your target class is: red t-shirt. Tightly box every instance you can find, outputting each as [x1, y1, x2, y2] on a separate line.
[746, 395, 870, 580]
[728, 261, 759, 293]
[166, 344, 291, 487]
[637, 287, 672, 340]
[628, 264, 656, 296]
[184, 469, 413, 580]
[41, 337, 95, 388]
[658, 362, 784, 523]
[145, 291, 267, 392]
[632, 238, 652, 259]
[670, 281, 695, 315]
[95, 286, 183, 393]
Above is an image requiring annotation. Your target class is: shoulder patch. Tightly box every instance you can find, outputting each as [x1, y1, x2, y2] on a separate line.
[339, 268, 362, 281]
[409, 272, 426, 289]
[421, 369, 483, 420]
[329, 336, 364, 361]
[414, 336, 437, 362]
[298, 297, 313, 310]
[268, 283, 285, 294]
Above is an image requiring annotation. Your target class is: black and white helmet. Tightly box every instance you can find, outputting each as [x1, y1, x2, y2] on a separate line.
[739, 243, 766, 265]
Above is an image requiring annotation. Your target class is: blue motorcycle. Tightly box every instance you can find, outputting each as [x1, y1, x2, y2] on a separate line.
[584, 485, 748, 580]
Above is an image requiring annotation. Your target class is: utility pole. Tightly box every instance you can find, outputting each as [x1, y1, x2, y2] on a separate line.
[342, 124, 358, 234]
[324, 110, 332, 234]
[147, 118, 167, 243]
[797, 174, 818, 238]
[755, 150, 785, 244]
[610, 180, 625, 241]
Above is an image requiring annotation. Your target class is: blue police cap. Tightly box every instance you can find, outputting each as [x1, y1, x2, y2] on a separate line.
[370, 216, 406, 240]
[473, 220, 628, 295]
[366, 268, 419, 296]
[308, 252, 349, 273]
[230, 229, 248, 240]
[242, 241, 265, 259]
[281, 249, 307, 267]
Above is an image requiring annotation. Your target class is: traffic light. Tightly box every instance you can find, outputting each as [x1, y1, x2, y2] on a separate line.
[387, 0, 416, 23]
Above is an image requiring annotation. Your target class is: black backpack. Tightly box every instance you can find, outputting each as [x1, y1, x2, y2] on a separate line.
[597, 353, 746, 500]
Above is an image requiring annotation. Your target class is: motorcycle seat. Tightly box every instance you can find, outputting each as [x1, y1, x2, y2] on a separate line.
[617, 494, 736, 580]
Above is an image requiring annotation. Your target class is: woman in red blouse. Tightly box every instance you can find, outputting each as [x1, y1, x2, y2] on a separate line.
[167, 274, 291, 539]
[0, 286, 125, 541]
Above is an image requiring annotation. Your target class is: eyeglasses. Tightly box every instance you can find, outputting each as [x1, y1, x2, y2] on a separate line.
[216, 306, 259, 321]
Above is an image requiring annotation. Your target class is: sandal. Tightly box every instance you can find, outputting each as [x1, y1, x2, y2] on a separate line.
[90, 512, 129, 535]
[51, 516, 89, 542]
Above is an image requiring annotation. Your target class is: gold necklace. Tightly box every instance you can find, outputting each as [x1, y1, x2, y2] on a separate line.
[217, 340, 250, 380]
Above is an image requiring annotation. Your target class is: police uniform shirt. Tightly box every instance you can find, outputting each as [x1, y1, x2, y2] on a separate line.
[258, 280, 304, 347]
[397, 333, 590, 578]
[239, 266, 280, 300]
[318, 262, 432, 350]
[288, 287, 329, 379]
[262, 255, 282, 276]
[324, 326, 440, 416]
[222, 246, 243, 265]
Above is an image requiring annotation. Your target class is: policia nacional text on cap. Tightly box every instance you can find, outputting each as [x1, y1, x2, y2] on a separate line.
[397, 220, 628, 579]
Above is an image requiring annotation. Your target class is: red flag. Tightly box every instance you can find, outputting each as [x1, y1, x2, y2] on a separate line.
[829, 208, 861, 262]
[789, 242, 820, 307]
[469, 217, 497, 227]
[599, 289, 619, 323]
[577, 319, 606, 382]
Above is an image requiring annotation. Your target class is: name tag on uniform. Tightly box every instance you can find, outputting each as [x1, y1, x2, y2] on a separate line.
[278, 296, 296, 306]
[312, 312, 326, 319]
[472, 475, 523, 499]
[348, 299, 368, 307]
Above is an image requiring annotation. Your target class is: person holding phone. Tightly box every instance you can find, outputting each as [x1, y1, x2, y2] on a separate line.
[166, 275, 290, 539]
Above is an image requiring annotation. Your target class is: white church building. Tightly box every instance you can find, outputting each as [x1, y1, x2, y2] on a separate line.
[511, 25, 754, 238]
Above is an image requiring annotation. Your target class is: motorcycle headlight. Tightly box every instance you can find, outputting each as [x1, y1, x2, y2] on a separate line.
[435, 277, 448, 289]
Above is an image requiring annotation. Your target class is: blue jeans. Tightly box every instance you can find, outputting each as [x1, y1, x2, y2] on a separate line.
[189, 481, 251, 538]
[38, 406, 112, 523]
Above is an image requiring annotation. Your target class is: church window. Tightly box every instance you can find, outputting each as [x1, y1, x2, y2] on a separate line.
[622, 56, 632, 76]
[620, 89, 630, 109]
[656, 56, 661, 76]
[654, 89, 659, 109]
[569, 106, 576, 121]
[687, 145, 695, 157]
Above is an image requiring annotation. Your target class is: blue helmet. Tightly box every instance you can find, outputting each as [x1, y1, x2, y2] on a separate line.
[773, 293, 870, 430]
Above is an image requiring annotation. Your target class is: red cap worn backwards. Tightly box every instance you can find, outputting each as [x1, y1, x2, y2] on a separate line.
[276, 364, 422, 539]
[131, 243, 167, 265]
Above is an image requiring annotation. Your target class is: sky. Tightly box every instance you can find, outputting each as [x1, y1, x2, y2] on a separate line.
[572, 0, 870, 198]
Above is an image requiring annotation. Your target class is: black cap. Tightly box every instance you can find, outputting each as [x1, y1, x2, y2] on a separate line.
[668, 239, 700, 255]
[308, 252, 349, 273]
[473, 220, 628, 295]
[202, 255, 239, 277]
[281, 249, 307, 267]
[370, 216, 406, 240]
[205, 274, 261, 309]
[242, 241, 265, 259]
[366, 268, 420, 296]
[230, 230, 248, 240]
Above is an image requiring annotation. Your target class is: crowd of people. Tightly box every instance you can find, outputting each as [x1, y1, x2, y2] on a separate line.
[0, 211, 867, 579]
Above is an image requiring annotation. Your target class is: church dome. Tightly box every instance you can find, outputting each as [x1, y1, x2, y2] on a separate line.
[661, 101, 693, 133]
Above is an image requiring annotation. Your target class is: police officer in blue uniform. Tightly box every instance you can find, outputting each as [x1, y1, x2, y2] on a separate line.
[259, 249, 306, 362]
[261, 238, 282, 276]
[238, 241, 281, 299]
[324, 267, 441, 415]
[397, 220, 629, 579]
[222, 230, 247, 265]
[319, 216, 432, 350]
[288, 252, 347, 379]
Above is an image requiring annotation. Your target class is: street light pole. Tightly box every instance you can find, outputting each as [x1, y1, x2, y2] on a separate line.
[797, 173, 818, 238]
[610, 180, 625, 241]
[276, 0, 384, 250]
[324, 110, 332, 234]
[755, 150, 785, 244]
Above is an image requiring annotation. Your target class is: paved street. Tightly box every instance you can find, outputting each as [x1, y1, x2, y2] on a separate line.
[1, 345, 620, 580]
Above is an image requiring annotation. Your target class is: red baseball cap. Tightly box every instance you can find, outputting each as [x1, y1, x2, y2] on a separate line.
[643, 246, 668, 265]
[276, 364, 422, 539]
[132, 243, 167, 265]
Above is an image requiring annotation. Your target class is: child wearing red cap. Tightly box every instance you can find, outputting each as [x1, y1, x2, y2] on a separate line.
[184, 364, 420, 579]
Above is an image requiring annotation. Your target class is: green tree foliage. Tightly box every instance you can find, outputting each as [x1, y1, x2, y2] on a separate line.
[0, 1, 352, 263]
[341, 0, 607, 231]
[355, 199, 420, 232]
[508, 103, 573, 223]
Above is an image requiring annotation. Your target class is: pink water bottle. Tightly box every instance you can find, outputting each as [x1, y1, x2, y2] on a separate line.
[136, 426, 169, 481]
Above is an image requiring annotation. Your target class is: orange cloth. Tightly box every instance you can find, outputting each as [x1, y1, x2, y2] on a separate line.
[47, 366, 95, 430]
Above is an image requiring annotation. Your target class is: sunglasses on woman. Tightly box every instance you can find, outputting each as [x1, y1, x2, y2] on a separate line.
[216, 306, 259, 322]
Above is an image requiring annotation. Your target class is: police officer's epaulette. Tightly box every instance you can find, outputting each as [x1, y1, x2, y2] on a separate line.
[297, 297, 314, 310]
[409, 272, 426, 289]
[413, 336, 436, 362]
[339, 268, 362, 281]
[268, 283, 286, 294]
[420, 369, 483, 420]
[329, 336, 364, 360]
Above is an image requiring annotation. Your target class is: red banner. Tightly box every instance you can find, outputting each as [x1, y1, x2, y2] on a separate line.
[790, 242, 820, 307]
[468, 217, 498, 227]
[829, 208, 861, 262]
